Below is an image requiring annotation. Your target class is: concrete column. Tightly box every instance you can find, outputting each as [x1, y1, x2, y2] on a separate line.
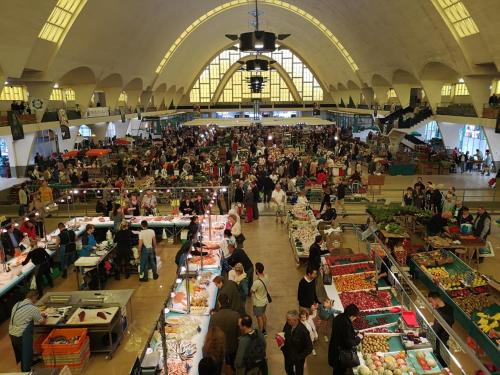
[392, 83, 413, 107]
[464, 75, 495, 118]
[25, 82, 53, 122]
[330, 91, 341, 106]
[372, 86, 389, 107]
[339, 91, 350, 107]
[348, 90, 361, 107]
[420, 80, 445, 113]
[114, 120, 129, 138]
[361, 87, 375, 107]
[7, 133, 37, 177]
[140, 91, 153, 109]
[127, 90, 141, 111]
[483, 127, 500, 168]
[73, 83, 96, 114]
[102, 87, 122, 112]
[57, 126, 80, 152]
[88, 122, 109, 141]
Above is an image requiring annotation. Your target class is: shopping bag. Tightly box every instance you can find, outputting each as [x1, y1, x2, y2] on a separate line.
[162, 228, 167, 240]
[30, 275, 37, 290]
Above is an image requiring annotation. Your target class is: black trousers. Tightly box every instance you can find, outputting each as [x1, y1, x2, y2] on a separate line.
[320, 194, 330, 213]
[284, 356, 305, 375]
[35, 263, 53, 297]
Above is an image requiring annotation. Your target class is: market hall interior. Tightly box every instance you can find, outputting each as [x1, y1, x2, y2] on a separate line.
[0, 1, 500, 375]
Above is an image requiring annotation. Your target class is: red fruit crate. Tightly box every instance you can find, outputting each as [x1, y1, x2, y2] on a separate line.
[41, 328, 88, 355]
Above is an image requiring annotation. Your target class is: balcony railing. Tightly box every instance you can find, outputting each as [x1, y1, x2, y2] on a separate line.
[436, 102, 477, 117]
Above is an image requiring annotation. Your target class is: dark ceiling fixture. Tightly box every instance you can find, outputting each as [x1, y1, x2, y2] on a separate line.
[225, 0, 290, 53]
[237, 58, 277, 72]
[245, 76, 267, 93]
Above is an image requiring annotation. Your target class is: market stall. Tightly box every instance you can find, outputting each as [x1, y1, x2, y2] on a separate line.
[410, 250, 500, 367]
[134, 215, 227, 375]
[34, 289, 133, 365]
[287, 201, 320, 264]
[0, 241, 56, 299]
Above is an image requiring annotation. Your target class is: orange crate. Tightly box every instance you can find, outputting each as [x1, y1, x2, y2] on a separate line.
[41, 328, 88, 355]
[34, 333, 49, 354]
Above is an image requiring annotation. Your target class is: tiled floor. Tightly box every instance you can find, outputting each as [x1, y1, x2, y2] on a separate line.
[0, 173, 498, 374]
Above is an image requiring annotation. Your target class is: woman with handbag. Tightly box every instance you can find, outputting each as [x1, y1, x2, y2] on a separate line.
[328, 304, 362, 375]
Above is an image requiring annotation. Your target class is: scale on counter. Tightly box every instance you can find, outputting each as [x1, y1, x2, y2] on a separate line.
[47, 295, 72, 304]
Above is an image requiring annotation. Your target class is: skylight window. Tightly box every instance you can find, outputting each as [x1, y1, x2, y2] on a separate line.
[156, 0, 358, 74]
[436, 0, 479, 38]
[38, 0, 86, 44]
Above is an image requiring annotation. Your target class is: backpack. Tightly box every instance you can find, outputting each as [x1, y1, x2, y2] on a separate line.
[243, 331, 266, 370]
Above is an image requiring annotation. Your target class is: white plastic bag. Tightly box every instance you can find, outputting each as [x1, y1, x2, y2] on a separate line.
[30, 276, 37, 290]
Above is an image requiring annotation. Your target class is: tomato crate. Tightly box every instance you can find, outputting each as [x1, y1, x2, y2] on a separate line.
[41, 328, 88, 355]
[43, 349, 90, 375]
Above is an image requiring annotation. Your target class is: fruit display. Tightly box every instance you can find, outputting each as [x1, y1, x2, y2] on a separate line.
[326, 253, 371, 266]
[353, 315, 389, 331]
[339, 291, 393, 311]
[362, 335, 390, 354]
[334, 272, 376, 292]
[447, 288, 471, 298]
[454, 294, 496, 317]
[421, 266, 449, 280]
[407, 350, 441, 374]
[331, 262, 375, 276]
[473, 304, 500, 345]
[412, 251, 454, 267]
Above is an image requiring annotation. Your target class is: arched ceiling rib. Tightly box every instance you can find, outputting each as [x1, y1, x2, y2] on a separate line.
[0, 0, 499, 98]
[154, 0, 359, 78]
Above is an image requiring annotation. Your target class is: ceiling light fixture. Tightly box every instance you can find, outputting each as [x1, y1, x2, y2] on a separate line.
[225, 0, 290, 53]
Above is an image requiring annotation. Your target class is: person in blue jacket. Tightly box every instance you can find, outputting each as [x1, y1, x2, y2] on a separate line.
[80, 224, 96, 256]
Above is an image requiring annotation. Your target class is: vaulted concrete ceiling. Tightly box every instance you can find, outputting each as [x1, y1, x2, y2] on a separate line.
[1, 0, 499, 93]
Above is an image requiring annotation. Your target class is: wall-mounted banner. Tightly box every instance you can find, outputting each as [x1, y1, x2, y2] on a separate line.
[8, 111, 24, 140]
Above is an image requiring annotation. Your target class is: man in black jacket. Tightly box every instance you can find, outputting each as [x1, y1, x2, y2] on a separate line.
[428, 292, 454, 366]
[22, 244, 53, 297]
[319, 201, 337, 223]
[297, 266, 318, 310]
[251, 181, 260, 220]
[336, 180, 347, 217]
[280, 310, 313, 375]
[210, 293, 241, 371]
[328, 304, 362, 375]
[1, 224, 23, 258]
[213, 275, 244, 314]
[473, 206, 491, 241]
[308, 235, 329, 271]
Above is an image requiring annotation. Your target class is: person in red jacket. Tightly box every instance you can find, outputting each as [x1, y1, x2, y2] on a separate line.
[19, 216, 37, 240]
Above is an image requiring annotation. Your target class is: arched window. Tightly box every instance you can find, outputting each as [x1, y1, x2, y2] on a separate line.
[79, 125, 91, 137]
[190, 45, 323, 103]
[106, 123, 116, 138]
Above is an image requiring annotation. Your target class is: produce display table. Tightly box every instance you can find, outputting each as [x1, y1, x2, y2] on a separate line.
[35, 289, 133, 359]
[425, 235, 485, 269]
[47, 215, 192, 241]
[409, 251, 500, 367]
[287, 202, 319, 264]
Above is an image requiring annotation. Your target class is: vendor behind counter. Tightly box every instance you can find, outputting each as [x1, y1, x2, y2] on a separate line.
[427, 211, 453, 236]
